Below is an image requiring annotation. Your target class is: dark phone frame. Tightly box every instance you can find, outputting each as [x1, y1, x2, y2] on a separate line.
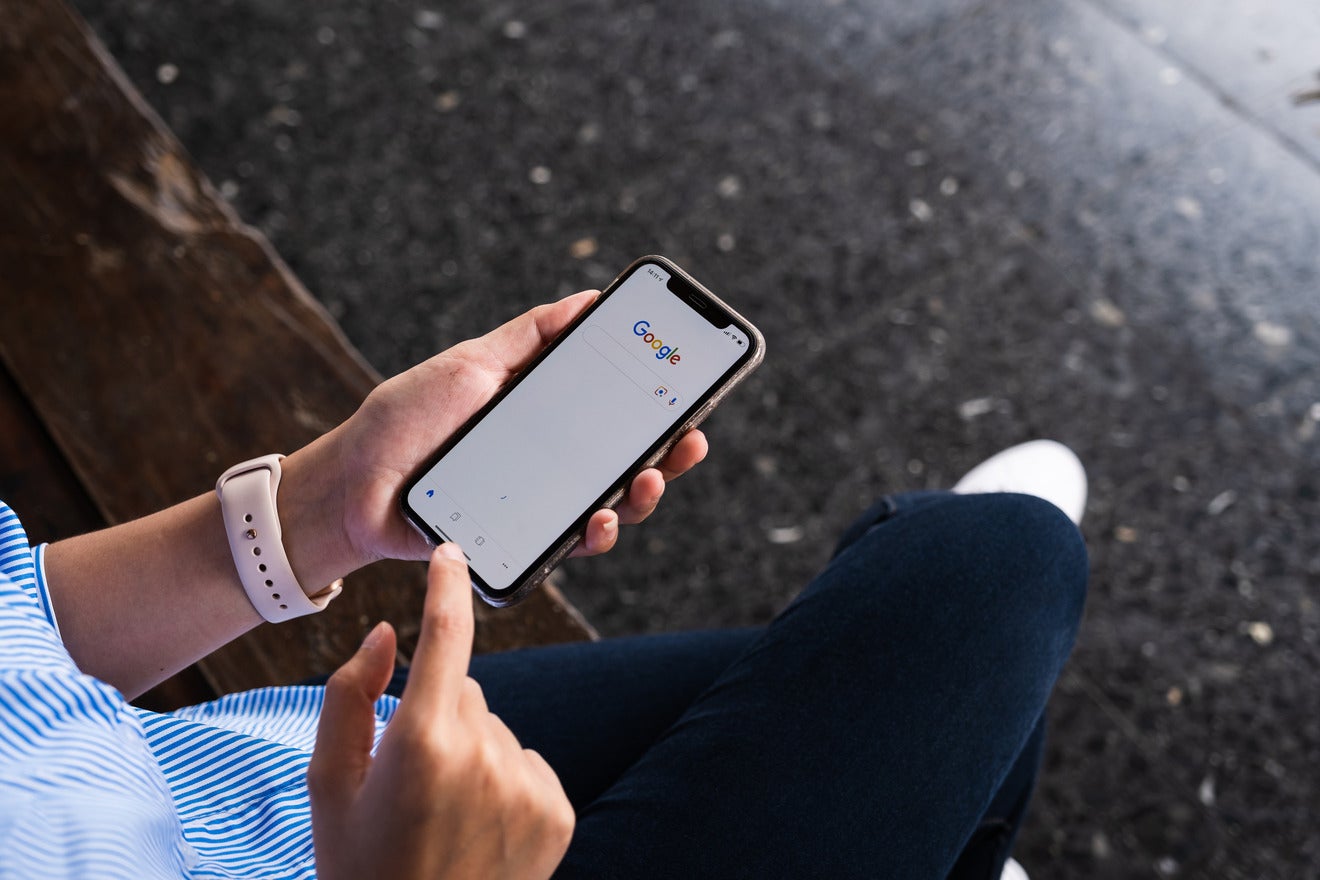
[399, 254, 765, 606]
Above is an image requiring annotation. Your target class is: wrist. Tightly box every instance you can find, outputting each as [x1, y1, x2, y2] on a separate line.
[278, 430, 368, 589]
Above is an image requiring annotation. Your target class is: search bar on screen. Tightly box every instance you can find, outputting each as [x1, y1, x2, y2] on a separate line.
[582, 324, 685, 412]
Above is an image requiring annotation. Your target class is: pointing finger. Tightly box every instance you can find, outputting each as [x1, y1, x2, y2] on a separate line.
[400, 543, 474, 716]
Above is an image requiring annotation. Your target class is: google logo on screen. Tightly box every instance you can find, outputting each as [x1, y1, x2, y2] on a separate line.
[633, 320, 682, 365]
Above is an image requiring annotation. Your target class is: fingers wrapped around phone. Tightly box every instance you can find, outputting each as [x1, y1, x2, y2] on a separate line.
[572, 508, 622, 557]
[652, 429, 709, 483]
[569, 428, 709, 558]
[614, 429, 708, 524]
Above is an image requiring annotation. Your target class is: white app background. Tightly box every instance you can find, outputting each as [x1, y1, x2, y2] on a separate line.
[406, 265, 747, 590]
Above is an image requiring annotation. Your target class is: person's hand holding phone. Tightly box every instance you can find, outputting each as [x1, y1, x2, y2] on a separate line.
[400, 258, 761, 603]
[309, 543, 575, 880]
[277, 289, 708, 583]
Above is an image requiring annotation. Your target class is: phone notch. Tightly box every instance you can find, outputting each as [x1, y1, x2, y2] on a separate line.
[667, 272, 732, 329]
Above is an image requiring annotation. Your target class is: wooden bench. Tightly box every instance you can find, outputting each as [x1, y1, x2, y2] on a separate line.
[0, 0, 595, 711]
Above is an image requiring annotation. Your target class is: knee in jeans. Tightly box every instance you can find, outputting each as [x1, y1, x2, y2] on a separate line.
[825, 492, 1087, 644]
[957, 492, 1089, 639]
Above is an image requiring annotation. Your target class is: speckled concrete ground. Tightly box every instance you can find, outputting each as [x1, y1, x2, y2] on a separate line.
[72, 0, 1320, 875]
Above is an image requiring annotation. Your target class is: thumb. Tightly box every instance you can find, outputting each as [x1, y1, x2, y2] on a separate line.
[308, 621, 397, 809]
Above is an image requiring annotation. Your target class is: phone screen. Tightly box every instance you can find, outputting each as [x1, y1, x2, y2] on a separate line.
[403, 259, 757, 598]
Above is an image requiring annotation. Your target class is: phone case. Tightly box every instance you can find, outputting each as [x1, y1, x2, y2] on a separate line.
[403, 254, 766, 607]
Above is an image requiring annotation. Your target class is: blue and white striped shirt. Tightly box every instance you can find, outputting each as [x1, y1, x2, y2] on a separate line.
[0, 500, 399, 878]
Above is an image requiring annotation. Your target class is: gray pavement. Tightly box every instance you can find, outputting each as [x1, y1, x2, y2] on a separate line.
[74, 0, 1320, 875]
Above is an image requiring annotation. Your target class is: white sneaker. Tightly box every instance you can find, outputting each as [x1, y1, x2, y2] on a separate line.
[952, 439, 1087, 525]
[1001, 857, 1030, 880]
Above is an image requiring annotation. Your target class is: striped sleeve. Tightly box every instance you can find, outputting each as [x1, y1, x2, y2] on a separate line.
[0, 506, 59, 637]
[0, 501, 195, 878]
[0, 506, 40, 610]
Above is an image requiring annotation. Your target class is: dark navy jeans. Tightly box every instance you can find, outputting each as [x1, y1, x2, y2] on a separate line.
[388, 491, 1088, 879]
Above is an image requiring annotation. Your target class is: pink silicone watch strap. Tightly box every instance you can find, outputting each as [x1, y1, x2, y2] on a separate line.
[215, 454, 343, 623]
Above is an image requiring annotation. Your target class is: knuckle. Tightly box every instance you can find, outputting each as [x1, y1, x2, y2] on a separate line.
[459, 677, 486, 708]
[476, 729, 506, 767]
[541, 794, 576, 847]
[466, 743, 502, 790]
[546, 786, 575, 825]
[322, 666, 360, 702]
[423, 603, 473, 640]
[324, 664, 353, 691]
[556, 803, 577, 842]
[395, 722, 460, 775]
[393, 719, 430, 751]
[461, 676, 483, 699]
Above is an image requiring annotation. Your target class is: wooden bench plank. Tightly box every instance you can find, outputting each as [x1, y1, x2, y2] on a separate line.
[0, 0, 594, 703]
[0, 363, 219, 710]
[0, 364, 105, 549]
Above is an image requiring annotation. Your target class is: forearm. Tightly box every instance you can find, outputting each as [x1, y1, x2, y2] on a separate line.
[43, 430, 364, 699]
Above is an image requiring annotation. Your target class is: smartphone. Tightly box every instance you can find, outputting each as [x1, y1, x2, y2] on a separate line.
[400, 255, 765, 606]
